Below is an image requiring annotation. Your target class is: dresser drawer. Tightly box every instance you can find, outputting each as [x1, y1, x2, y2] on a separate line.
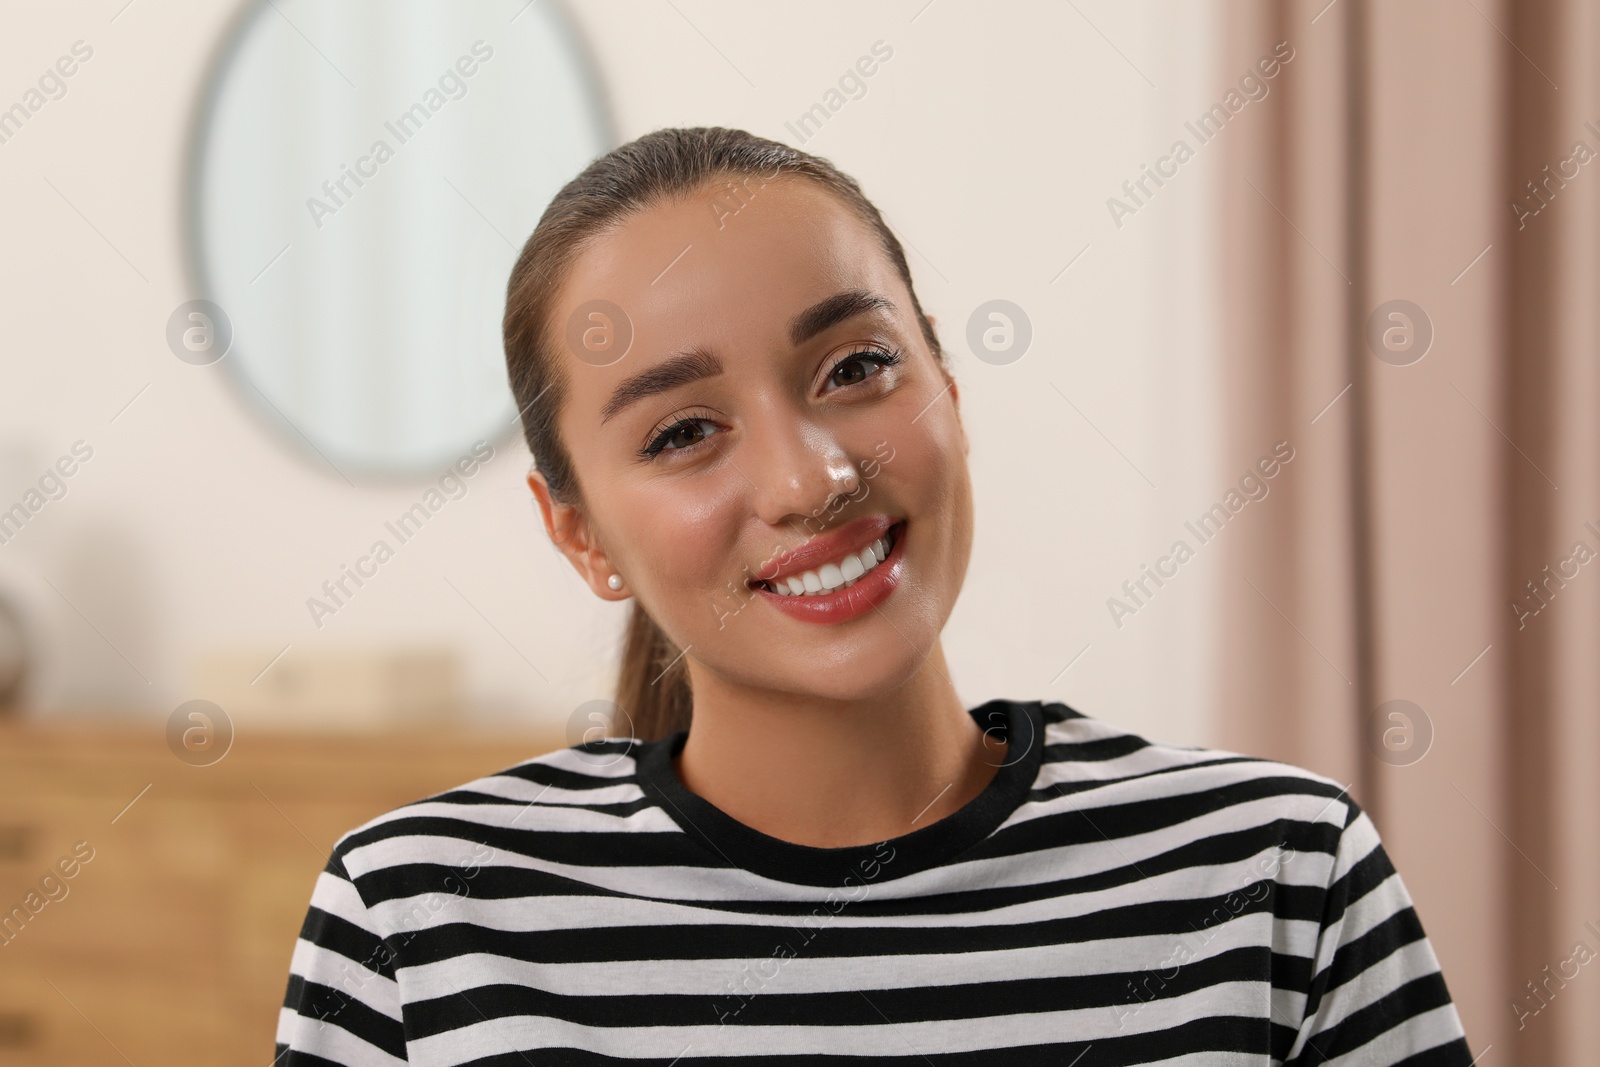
[0, 968, 242, 1066]
[0, 716, 560, 1066]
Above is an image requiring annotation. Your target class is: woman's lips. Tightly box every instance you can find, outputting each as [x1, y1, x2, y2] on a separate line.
[751, 520, 906, 625]
[751, 514, 898, 587]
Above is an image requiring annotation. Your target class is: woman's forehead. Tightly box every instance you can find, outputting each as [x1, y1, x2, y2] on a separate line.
[556, 177, 894, 331]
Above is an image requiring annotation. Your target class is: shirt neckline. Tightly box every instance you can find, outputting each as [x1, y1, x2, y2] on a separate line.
[632, 698, 1044, 886]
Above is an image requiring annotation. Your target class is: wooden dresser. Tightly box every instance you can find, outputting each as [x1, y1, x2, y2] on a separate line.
[0, 715, 561, 1066]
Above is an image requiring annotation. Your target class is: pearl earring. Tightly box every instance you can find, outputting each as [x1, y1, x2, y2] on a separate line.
[607, 574, 623, 591]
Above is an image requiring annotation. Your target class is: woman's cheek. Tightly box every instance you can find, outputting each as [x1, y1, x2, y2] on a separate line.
[896, 415, 974, 601]
[633, 477, 748, 615]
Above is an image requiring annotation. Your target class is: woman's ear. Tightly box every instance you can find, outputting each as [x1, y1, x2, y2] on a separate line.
[525, 469, 630, 600]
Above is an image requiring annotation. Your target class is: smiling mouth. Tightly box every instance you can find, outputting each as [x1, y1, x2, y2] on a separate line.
[749, 521, 904, 597]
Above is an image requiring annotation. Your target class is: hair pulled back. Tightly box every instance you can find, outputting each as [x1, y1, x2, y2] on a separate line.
[502, 126, 944, 741]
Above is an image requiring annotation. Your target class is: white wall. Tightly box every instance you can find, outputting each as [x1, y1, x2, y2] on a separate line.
[0, 0, 1223, 746]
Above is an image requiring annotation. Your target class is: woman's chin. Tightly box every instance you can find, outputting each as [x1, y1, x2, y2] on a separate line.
[740, 635, 939, 705]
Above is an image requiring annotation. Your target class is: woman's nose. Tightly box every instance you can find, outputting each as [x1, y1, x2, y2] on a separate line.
[743, 415, 861, 529]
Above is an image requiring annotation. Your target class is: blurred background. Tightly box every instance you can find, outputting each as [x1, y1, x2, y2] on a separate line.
[0, 0, 1595, 1062]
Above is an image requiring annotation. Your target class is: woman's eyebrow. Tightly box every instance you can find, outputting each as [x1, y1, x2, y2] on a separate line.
[789, 289, 896, 347]
[599, 290, 897, 425]
[601, 348, 722, 424]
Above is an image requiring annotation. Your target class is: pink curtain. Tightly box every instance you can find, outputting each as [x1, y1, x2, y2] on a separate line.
[1210, 0, 1600, 1061]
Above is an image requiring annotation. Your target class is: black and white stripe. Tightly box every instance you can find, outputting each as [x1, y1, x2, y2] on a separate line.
[274, 699, 1474, 1065]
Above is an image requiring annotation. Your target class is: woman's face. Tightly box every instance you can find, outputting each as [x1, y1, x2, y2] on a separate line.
[532, 175, 973, 704]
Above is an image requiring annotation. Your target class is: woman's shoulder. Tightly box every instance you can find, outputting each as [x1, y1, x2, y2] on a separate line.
[325, 734, 662, 876]
[1029, 699, 1360, 827]
[1014, 700, 1372, 899]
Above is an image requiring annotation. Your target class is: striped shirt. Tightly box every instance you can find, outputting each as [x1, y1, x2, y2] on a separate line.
[275, 698, 1474, 1065]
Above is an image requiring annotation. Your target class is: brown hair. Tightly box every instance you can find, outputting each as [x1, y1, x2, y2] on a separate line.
[502, 126, 945, 742]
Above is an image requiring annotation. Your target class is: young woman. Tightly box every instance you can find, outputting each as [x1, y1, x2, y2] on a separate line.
[276, 127, 1474, 1065]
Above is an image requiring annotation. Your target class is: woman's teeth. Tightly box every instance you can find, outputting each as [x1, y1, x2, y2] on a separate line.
[763, 528, 896, 596]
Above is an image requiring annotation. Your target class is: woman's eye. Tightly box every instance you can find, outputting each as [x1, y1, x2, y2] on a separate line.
[825, 348, 901, 391]
[642, 417, 720, 458]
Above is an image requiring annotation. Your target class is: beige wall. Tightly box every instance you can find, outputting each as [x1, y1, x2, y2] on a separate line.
[0, 1, 1225, 746]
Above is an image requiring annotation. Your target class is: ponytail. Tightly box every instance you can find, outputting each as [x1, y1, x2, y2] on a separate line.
[614, 602, 693, 741]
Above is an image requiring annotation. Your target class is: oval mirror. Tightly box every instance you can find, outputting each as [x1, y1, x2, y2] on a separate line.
[187, 0, 611, 479]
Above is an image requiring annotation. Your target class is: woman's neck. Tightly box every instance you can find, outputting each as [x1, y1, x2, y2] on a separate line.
[672, 645, 1007, 848]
